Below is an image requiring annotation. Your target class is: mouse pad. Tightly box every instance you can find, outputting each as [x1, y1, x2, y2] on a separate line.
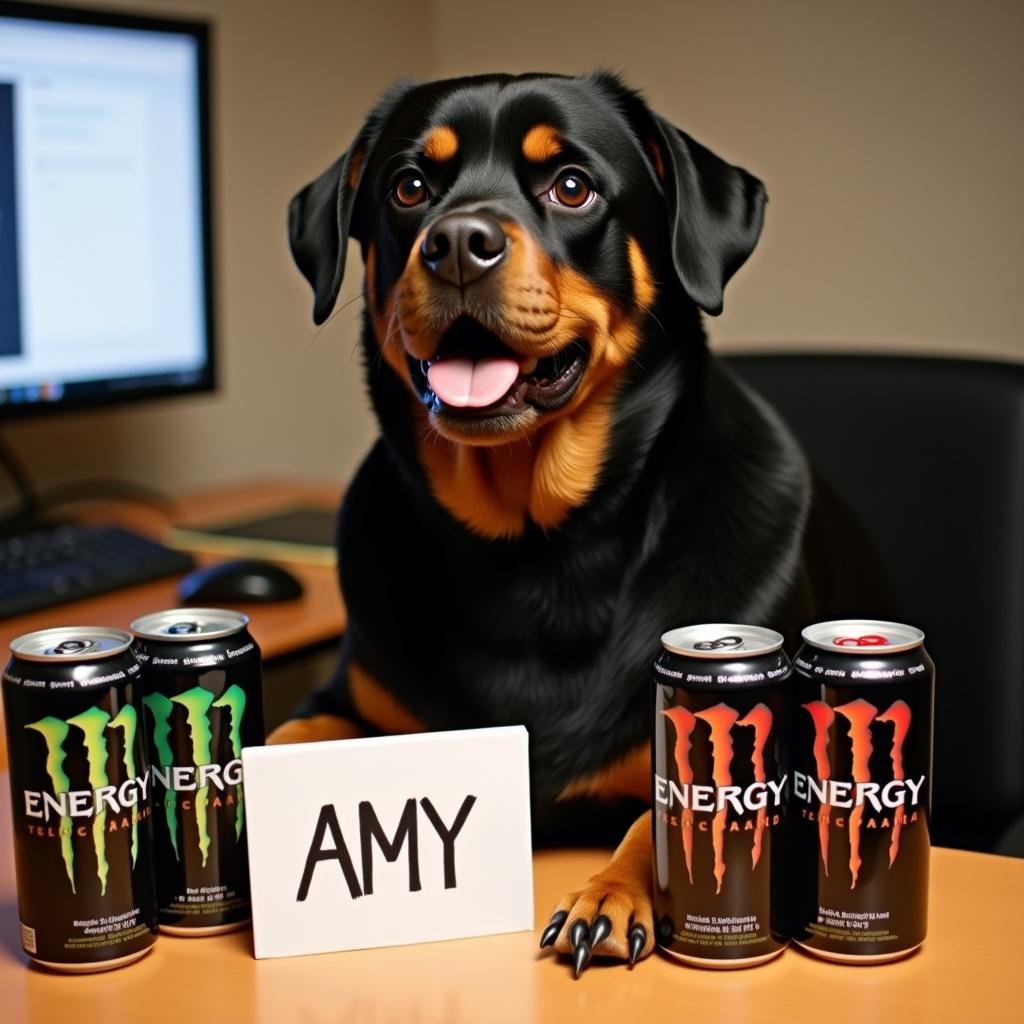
[168, 506, 337, 565]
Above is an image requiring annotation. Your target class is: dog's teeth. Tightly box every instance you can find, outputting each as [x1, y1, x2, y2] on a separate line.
[520, 356, 539, 374]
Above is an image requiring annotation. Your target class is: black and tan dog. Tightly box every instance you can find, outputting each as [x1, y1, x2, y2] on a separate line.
[274, 72, 882, 973]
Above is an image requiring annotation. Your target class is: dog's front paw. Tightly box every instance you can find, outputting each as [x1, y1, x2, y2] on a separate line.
[266, 713, 361, 745]
[539, 872, 655, 975]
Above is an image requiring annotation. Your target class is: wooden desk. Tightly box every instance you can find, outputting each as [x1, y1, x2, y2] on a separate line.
[0, 770, 1020, 1024]
[3, 481, 1022, 1019]
[0, 480, 347, 769]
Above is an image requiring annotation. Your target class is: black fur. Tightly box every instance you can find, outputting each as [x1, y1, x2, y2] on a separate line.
[287, 73, 885, 842]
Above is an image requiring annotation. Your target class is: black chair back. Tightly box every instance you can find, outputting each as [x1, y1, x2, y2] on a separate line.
[726, 354, 1024, 852]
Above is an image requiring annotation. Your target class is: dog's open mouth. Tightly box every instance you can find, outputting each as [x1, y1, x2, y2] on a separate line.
[408, 317, 589, 418]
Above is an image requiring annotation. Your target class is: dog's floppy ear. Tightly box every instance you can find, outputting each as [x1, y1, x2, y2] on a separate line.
[288, 80, 417, 325]
[287, 145, 364, 325]
[645, 116, 766, 316]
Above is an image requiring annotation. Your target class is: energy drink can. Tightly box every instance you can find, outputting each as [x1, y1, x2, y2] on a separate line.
[3, 627, 158, 972]
[652, 624, 791, 968]
[131, 608, 265, 935]
[791, 619, 933, 963]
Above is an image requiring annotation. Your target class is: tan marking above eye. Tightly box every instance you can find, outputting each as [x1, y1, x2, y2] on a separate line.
[522, 124, 562, 162]
[423, 125, 459, 162]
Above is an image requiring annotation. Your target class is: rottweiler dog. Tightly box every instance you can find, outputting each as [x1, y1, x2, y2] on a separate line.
[274, 71, 884, 973]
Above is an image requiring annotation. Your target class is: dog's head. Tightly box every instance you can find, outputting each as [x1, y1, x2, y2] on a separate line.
[289, 73, 765, 451]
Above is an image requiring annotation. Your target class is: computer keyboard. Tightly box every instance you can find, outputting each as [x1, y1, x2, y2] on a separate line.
[0, 523, 195, 620]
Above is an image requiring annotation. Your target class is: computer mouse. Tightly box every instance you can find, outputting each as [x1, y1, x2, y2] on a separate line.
[177, 559, 304, 604]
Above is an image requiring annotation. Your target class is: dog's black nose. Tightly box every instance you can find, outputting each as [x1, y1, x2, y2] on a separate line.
[420, 212, 508, 287]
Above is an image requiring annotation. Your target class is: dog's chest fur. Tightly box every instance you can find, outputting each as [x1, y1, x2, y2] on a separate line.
[335, 360, 812, 806]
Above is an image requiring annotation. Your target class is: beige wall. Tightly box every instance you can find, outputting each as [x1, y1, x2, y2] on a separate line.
[5, 0, 1021, 500]
[431, 0, 1023, 360]
[6, 0, 431, 494]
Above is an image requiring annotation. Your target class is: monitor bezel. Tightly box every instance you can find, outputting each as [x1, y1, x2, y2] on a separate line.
[0, 1, 216, 422]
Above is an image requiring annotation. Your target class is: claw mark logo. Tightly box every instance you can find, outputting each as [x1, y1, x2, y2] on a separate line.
[802, 701, 835, 876]
[697, 704, 738, 894]
[797, 699, 922, 888]
[143, 684, 246, 866]
[23, 703, 150, 895]
[657, 702, 785, 894]
[661, 707, 696, 884]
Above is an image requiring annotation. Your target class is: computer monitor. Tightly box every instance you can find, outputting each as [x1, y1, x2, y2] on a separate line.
[0, 2, 214, 421]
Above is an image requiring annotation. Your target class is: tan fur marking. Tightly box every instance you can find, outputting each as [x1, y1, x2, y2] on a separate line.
[417, 429, 534, 537]
[558, 743, 651, 802]
[548, 810, 655, 961]
[627, 236, 657, 310]
[386, 222, 650, 538]
[522, 124, 562, 162]
[644, 136, 666, 182]
[366, 242, 412, 383]
[394, 228, 445, 361]
[406, 227, 647, 538]
[267, 714, 362, 745]
[423, 125, 459, 162]
[528, 396, 614, 529]
[349, 662, 426, 734]
[347, 147, 365, 191]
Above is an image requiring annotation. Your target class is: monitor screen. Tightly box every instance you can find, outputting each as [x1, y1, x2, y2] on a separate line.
[0, 3, 213, 418]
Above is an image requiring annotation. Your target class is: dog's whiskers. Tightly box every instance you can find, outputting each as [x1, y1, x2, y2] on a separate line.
[303, 282, 392, 351]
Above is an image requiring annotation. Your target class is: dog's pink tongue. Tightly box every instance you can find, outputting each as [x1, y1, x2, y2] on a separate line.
[426, 357, 520, 408]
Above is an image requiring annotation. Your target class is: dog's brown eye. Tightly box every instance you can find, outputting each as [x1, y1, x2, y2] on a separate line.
[393, 173, 429, 207]
[549, 170, 594, 209]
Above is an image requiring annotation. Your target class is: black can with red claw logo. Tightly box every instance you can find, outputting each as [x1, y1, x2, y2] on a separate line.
[652, 624, 792, 968]
[791, 619, 934, 963]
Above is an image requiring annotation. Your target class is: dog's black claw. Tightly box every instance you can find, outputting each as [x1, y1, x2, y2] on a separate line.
[589, 914, 612, 949]
[569, 918, 589, 948]
[628, 924, 647, 966]
[539, 910, 568, 948]
[573, 939, 593, 976]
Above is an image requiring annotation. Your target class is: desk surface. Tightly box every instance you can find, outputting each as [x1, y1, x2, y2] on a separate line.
[0, 479, 345, 662]
[0, 769, 1021, 1024]
[3, 484, 1023, 1020]
[0, 480, 346, 769]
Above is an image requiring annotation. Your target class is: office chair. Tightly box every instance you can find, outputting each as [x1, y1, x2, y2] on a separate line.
[726, 353, 1024, 855]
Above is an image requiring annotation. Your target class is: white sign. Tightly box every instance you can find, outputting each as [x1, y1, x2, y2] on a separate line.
[242, 726, 534, 959]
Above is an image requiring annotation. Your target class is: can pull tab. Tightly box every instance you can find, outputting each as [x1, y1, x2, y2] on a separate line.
[693, 635, 744, 652]
[833, 634, 890, 647]
[167, 621, 201, 636]
[49, 639, 95, 655]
